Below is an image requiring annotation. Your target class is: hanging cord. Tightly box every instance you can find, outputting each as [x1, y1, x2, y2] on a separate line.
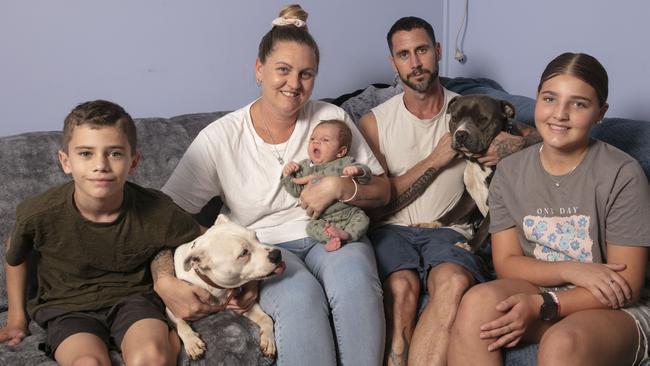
[454, 0, 469, 63]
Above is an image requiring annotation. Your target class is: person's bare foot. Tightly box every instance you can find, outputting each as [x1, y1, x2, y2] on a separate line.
[324, 237, 342, 252]
[323, 223, 350, 251]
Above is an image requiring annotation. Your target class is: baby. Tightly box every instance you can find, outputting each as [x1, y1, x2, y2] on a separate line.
[282, 119, 371, 251]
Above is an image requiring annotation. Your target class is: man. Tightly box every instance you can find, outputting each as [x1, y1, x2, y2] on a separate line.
[358, 17, 540, 366]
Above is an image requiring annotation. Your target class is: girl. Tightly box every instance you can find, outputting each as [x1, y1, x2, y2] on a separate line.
[448, 52, 650, 366]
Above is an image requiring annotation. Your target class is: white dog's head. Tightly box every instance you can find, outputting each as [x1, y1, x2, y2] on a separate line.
[183, 214, 285, 289]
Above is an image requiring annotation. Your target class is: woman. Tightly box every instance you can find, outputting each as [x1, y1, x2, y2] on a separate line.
[448, 52, 650, 365]
[158, 5, 388, 365]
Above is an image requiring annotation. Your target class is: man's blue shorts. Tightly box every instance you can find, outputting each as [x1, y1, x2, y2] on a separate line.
[369, 224, 486, 284]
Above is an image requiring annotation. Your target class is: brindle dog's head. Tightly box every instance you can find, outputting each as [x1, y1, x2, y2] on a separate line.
[447, 95, 515, 155]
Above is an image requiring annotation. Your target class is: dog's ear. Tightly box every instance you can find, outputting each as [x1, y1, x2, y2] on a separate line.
[501, 100, 516, 119]
[183, 254, 202, 272]
[447, 96, 459, 114]
[215, 214, 230, 225]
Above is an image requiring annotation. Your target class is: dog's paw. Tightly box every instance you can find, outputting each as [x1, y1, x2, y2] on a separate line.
[454, 241, 472, 252]
[411, 221, 443, 228]
[259, 329, 277, 357]
[183, 332, 207, 360]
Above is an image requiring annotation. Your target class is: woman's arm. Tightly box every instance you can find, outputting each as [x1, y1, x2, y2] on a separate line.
[294, 173, 390, 219]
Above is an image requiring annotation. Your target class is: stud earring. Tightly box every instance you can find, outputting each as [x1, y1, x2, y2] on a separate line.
[256, 79, 262, 87]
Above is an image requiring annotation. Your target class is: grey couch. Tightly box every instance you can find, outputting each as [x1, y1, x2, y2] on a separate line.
[1, 77, 648, 365]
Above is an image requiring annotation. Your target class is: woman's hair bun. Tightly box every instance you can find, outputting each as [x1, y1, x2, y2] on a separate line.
[278, 4, 308, 23]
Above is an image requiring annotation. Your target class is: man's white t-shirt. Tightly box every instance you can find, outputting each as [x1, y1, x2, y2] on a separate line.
[163, 100, 384, 244]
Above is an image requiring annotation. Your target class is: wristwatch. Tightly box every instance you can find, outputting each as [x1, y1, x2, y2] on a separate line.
[539, 292, 559, 321]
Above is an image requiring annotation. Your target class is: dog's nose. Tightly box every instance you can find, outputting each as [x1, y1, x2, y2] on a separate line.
[268, 249, 282, 264]
[454, 130, 468, 145]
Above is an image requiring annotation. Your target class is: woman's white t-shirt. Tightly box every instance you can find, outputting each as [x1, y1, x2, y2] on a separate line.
[162, 100, 384, 244]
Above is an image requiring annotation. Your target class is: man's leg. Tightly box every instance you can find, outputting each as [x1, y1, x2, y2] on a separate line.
[368, 225, 422, 366]
[409, 227, 485, 366]
[384, 269, 421, 366]
[409, 262, 475, 366]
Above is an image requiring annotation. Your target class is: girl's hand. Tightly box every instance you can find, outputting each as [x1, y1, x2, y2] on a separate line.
[561, 262, 631, 308]
[479, 293, 542, 351]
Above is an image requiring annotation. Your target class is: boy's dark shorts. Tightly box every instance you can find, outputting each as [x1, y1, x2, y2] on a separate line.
[33, 291, 168, 356]
[369, 224, 486, 285]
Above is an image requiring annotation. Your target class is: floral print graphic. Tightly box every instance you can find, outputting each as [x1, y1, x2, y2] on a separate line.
[523, 215, 593, 262]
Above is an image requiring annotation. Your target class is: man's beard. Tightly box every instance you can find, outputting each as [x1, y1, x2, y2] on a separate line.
[400, 65, 438, 93]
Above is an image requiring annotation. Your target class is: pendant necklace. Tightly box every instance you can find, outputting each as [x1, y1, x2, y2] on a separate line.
[539, 144, 580, 188]
[258, 114, 287, 166]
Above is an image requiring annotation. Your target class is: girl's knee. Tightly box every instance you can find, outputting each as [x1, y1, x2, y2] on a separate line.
[69, 356, 106, 366]
[538, 326, 583, 364]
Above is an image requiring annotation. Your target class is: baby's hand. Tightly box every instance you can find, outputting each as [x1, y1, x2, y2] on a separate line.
[342, 165, 364, 178]
[282, 161, 301, 177]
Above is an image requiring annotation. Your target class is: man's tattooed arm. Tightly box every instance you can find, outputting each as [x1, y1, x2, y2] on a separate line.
[493, 123, 542, 160]
[151, 248, 175, 281]
[370, 167, 439, 221]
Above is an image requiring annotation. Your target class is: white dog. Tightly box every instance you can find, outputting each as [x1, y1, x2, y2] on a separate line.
[167, 214, 286, 360]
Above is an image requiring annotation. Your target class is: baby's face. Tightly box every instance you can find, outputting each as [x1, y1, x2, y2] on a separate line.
[308, 124, 345, 164]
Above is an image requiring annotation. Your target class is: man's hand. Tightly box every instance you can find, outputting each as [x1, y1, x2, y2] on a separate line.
[428, 132, 459, 170]
[154, 275, 224, 320]
[477, 132, 526, 167]
[0, 322, 28, 347]
[226, 281, 259, 314]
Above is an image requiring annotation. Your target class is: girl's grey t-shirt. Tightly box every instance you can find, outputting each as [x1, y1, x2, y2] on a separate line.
[489, 140, 650, 263]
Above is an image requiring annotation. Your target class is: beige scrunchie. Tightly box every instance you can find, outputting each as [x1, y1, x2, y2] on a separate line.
[271, 17, 306, 28]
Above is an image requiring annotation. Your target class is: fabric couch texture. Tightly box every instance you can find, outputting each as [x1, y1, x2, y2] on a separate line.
[1, 77, 648, 365]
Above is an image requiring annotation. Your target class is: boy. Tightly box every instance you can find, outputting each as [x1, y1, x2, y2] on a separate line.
[282, 119, 371, 251]
[0, 100, 200, 365]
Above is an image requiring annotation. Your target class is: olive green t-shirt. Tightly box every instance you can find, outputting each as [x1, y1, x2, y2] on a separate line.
[7, 181, 200, 318]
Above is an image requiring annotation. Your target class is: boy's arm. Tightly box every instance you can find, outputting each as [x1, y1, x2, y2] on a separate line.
[1, 238, 29, 346]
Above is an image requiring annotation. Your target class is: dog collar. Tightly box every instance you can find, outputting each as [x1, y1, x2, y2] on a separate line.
[193, 268, 244, 311]
[194, 268, 226, 290]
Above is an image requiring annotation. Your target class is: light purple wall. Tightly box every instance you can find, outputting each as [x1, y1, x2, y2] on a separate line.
[0, 0, 442, 137]
[444, 0, 650, 122]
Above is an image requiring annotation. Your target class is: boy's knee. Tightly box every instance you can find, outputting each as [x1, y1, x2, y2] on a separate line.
[124, 342, 174, 366]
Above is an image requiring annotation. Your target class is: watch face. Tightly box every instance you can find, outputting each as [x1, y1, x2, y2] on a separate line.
[540, 302, 558, 321]
[540, 293, 558, 321]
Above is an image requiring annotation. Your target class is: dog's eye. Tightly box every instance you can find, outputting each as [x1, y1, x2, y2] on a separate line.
[238, 249, 250, 258]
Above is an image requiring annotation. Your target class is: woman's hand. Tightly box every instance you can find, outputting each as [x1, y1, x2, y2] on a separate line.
[479, 293, 542, 351]
[561, 262, 631, 308]
[293, 174, 340, 219]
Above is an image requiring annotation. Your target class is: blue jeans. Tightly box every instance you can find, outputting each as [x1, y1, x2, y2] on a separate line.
[258, 236, 385, 366]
